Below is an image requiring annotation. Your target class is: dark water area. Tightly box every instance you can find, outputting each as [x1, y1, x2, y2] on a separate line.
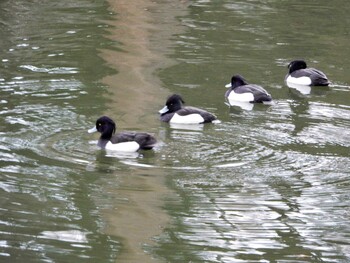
[0, 0, 120, 262]
[1, 0, 350, 263]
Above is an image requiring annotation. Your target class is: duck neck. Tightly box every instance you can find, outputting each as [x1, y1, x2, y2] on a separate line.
[98, 139, 109, 149]
[100, 126, 114, 140]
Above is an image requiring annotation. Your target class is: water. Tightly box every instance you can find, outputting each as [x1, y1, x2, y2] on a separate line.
[0, 1, 119, 262]
[1, 0, 350, 263]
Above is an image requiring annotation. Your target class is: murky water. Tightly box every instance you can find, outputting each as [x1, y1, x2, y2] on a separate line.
[0, 1, 119, 262]
[1, 0, 350, 263]
[153, 1, 350, 262]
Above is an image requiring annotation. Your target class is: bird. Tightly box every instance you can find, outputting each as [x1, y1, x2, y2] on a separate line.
[159, 94, 217, 124]
[88, 116, 157, 152]
[225, 75, 272, 104]
[285, 60, 329, 86]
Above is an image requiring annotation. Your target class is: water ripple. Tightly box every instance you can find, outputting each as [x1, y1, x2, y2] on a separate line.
[20, 65, 79, 74]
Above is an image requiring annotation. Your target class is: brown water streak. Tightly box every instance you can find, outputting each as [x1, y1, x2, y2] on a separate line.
[102, 0, 187, 127]
[104, 169, 170, 263]
[101, 1, 188, 262]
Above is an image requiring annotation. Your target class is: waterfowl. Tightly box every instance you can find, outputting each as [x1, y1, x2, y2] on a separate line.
[88, 116, 157, 152]
[285, 60, 329, 86]
[159, 94, 217, 124]
[225, 75, 272, 104]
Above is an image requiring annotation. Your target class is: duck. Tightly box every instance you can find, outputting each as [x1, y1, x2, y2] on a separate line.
[88, 116, 157, 152]
[285, 60, 329, 86]
[225, 75, 272, 104]
[159, 94, 217, 124]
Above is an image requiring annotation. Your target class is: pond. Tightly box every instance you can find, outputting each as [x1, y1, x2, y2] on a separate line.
[1, 0, 349, 262]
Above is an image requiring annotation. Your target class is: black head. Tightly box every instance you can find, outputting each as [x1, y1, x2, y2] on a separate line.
[230, 75, 249, 88]
[94, 116, 116, 139]
[164, 94, 185, 113]
[288, 60, 307, 73]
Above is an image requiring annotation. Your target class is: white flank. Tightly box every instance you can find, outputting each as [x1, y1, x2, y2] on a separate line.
[105, 141, 140, 152]
[170, 113, 205, 124]
[227, 90, 254, 102]
[286, 75, 312, 86]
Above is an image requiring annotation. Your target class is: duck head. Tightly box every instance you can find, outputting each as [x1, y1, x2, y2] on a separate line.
[288, 60, 307, 73]
[159, 94, 185, 114]
[225, 75, 249, 89]
[88, 116, 116, 140]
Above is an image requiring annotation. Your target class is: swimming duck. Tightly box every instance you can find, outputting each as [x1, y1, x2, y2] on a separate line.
[88, 116, 157, 152]
[159, 94, 217, 124]
[285, 60, 329, 86]
[225, 75, 272, 104]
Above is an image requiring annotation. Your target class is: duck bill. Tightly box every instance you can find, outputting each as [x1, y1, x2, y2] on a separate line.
[158, 105, 169, 114]
[88, 126, 97, 133]
[225, 83, 232, 88]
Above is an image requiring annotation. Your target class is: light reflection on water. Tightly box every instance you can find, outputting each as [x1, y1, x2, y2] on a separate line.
[1, 0, 350, 262]
[154, 0, 350, 262]
[152, 102, 350, 261]
[0, 0, 120, 262]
